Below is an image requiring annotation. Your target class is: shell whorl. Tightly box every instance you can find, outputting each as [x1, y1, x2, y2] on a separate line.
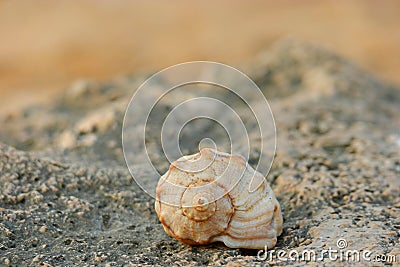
[155, 148, 283, 249]
[182, 188, 217, 221]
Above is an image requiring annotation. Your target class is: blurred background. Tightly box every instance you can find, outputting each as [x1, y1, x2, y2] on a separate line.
[1, 0, 399, 114]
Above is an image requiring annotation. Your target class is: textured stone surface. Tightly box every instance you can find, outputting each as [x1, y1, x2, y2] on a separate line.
[0, 40, 399, 266]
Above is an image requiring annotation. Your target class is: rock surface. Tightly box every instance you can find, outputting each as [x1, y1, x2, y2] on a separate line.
[1, 40, 400, 266]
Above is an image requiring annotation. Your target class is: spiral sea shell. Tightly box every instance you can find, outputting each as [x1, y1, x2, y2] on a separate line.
[155, 148, 283, 249]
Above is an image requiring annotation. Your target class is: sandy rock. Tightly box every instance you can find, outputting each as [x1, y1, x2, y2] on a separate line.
[0, 40, 399, 266]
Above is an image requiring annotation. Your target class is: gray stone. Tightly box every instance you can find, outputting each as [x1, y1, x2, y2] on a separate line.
[0, 40, 399, 266]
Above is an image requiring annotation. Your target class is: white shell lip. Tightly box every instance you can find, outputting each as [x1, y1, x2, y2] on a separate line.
[155, 148, 283, 249]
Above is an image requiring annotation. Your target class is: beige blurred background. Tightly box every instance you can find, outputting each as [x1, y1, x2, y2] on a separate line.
[1, 0, 399, 114]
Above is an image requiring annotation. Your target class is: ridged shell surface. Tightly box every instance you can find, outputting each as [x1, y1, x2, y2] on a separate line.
[155, 148, 283, 249]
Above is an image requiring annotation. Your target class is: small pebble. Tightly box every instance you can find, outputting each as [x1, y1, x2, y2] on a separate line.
[39, 225, 47, 233]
